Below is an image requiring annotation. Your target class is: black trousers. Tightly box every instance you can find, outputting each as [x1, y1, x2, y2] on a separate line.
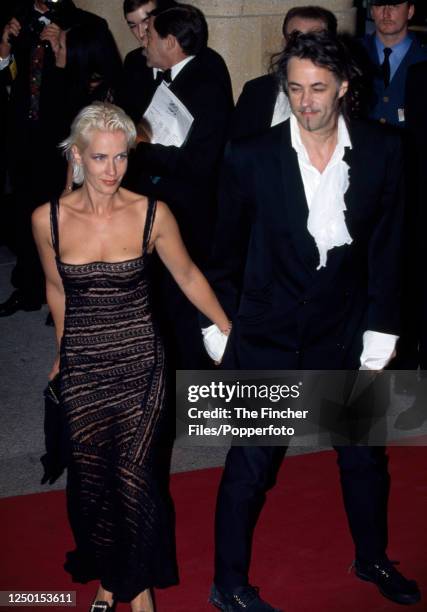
[214, 445, 390, 589]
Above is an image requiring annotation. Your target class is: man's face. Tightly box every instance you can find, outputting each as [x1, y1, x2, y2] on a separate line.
[285, 16, 327, 40]
[126, 1, 156, 46]
[287, 57, 348, 133]
[144, 19, 170, 69]
[371, 2, 414, 39]
[35, 1, 50, 12]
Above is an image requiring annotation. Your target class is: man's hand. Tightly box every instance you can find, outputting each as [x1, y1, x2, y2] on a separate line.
[40, 23, 67, 67]
[135, 118, 152, 144]
[202, 324, 230, 364]
[0, 17, 21, 58]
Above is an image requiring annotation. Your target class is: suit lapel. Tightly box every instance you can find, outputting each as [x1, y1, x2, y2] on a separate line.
[391, 38, 420, 84]
[265, 76, 279, 125]
[168, 56, 197, 98]
[342, 121, 359, 239]
[279, 121, 319, 272]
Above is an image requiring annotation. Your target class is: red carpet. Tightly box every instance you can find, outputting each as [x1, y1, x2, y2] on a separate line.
[1, 446, 426, 612]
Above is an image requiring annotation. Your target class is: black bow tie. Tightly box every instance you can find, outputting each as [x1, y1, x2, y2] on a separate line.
[155, 69, 172, 85]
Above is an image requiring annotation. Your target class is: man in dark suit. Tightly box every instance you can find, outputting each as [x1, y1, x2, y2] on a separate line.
[204, 31, 420, 611]
[118, 0, 175, 125]
[0, 0, 121, 317]
[231, 6, 337, 140]
[362, 0, 427, 128]
[118, 0, 232, 126]
[120, 3, 233, 369]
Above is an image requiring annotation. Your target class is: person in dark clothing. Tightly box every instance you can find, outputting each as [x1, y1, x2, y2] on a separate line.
[361, 0, 427, 129]
[0, 0, 122, 317]
[204, 31, 421, 611]
[118, 1, 233, 371]
[230, 5, 337, 140]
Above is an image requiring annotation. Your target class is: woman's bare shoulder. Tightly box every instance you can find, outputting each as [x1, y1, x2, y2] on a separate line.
[154, 199, 172, 220]
[32, 201, 50, 229]
[118, 187, 149, 207]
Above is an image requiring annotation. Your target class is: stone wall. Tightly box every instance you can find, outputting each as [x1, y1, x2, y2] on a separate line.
[75, 0, 356, 98]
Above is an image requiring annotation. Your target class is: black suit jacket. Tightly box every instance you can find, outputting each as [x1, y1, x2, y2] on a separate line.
[207, 119, 404, 369]
[230, 74, 279, 139]
[123, 50, 234, 263]
[118, 46, 233, 125]
[405, 61, 427, 217]
[401, 61, 427, 366]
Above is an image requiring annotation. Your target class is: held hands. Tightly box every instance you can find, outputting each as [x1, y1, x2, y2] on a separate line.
[202, 322, 232, 366]
[40, 24, 66, 67]
[0, 18, 21, 57]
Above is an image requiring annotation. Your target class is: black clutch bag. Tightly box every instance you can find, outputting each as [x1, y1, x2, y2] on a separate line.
[40, 373, 69, 485]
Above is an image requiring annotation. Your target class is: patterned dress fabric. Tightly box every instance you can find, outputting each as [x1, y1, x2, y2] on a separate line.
[50, 198, 178, 602]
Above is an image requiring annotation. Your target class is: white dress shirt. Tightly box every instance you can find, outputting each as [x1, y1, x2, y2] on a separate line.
[152, 55, 195, 84]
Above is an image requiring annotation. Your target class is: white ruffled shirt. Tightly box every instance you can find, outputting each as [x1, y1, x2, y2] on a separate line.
[290, 113, 353, 269]
[202, 114, 398, 369]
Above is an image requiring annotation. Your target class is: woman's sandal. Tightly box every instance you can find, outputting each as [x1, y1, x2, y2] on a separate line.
[89, 601, 116, 611]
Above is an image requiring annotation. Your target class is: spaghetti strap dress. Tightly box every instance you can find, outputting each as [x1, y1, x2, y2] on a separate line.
[50, 197, 178, 602]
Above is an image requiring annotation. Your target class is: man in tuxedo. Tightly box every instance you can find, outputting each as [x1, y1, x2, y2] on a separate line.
[204, 31, 420, 611]
[118, 0, 232, 125]
[362, 0, 427, 129]
[0, 0, 121, 317]
[120, 3, 233, 370]
[118, 0, 175, 125]
[231, 5, 337, 140]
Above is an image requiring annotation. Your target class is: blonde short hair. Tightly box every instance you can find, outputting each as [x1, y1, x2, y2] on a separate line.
[60, 102, 137, 185]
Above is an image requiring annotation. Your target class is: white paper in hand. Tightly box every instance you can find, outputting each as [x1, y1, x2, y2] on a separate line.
[143, 82, 194, 147]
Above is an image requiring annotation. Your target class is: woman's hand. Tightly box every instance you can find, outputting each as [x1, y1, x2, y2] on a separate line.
[135, 118, 152, 144]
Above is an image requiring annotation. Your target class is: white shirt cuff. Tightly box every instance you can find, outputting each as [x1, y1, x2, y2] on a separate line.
[0, 55, 11, 70]
[360, 330, 398, 370]
[201, 324, 229, 362]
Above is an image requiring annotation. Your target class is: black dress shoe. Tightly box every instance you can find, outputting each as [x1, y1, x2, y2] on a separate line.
[0, 290, 42, 317]
[209, 584, 283, 611]
[354, 558, 421, 605]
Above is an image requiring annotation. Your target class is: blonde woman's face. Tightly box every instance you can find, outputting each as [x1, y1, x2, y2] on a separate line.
[73, 130, 129, 194]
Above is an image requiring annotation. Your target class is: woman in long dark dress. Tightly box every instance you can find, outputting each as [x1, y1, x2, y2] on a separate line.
[32, 102, 231, 611]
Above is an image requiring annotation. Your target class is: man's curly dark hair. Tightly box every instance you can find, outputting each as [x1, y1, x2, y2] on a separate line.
[270, 30, 365, 120]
